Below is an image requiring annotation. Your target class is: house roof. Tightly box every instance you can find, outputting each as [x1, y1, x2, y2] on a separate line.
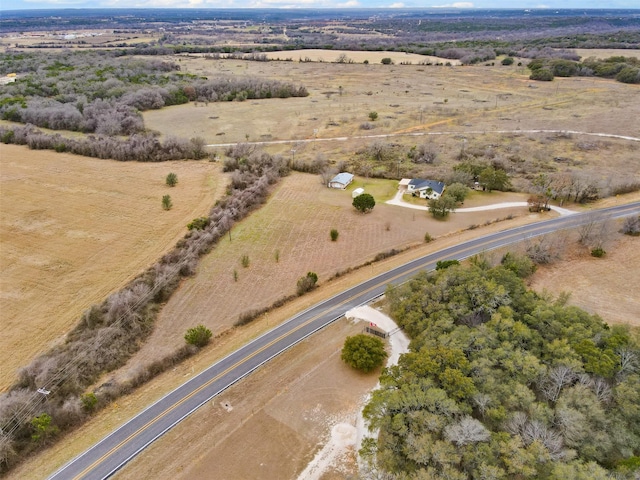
[330, 172, 354, 185]
[409, 178, 445, 194]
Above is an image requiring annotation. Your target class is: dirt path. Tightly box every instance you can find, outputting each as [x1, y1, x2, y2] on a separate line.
[207, 129, 640, 148]
[386, 189, 577, 216]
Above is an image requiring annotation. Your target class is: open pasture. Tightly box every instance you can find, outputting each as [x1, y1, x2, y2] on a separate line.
[0, 146, 224, 390]
[146, 56, 640, 189]
[113, 172, 532, 380]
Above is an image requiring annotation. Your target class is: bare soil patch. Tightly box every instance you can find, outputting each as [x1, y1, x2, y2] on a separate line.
[0, 145, 224, 390]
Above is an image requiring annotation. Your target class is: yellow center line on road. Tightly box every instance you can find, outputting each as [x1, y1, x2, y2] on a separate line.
[70, 206, 639, 479]
[72, 219, 556, 479]
[73, 270, 403, 480]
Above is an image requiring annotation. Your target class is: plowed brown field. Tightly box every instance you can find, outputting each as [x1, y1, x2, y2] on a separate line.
[0, 145, 224, 390]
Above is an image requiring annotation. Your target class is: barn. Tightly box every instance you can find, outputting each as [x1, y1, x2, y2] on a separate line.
[328, 172, 354, 189]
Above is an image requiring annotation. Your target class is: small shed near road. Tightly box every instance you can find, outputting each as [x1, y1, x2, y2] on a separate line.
[328, 172, 354, 189]
[352, 187, 365, 198]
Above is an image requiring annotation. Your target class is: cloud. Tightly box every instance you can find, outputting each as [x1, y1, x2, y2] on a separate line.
[389, 2, 405, 6]
[432, 2, 474, 7]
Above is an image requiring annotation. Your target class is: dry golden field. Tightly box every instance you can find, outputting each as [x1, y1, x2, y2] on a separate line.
[262, 48, 461, 65]
[146, 56, 640, 192]
[0, 145, 224, 390]
[574, 48, 640, 60]
[530, 231, 640, 327]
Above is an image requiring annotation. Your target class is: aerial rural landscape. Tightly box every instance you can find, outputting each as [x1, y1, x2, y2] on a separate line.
[0, 6, 639, 480]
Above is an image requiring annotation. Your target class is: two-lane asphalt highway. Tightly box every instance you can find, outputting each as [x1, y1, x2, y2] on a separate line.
[49, 201, 640, 480]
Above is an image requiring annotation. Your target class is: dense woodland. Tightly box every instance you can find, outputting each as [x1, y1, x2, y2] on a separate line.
[362, 261, 640, 479]
[0, 51, 308, 135]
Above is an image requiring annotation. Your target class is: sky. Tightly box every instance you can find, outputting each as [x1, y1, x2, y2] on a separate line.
[1, 0, 638, 10]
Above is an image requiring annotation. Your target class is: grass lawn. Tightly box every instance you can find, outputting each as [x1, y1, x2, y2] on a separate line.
[346, 177, 398, 202]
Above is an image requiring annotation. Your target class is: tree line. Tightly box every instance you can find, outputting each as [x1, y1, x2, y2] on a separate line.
[361, 260, 640, 479]
[0, 147, 288, 473]
[528, 55, 640, 84]
[0, 124, 207, 161]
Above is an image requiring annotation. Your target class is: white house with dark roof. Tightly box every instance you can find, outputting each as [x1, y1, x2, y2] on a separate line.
[406, 179, 446, 199]
[328, 172, 354, 189]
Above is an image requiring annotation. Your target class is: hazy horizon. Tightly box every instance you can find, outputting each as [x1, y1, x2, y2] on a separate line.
[2, 2, 639, 12]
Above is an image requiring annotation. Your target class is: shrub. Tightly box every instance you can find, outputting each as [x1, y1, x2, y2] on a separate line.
[80, 393, 98, 412]
[610, 181, 640, 196]
[591, 247, 606, 258]
[424, 232, 433, 243]
[341, 334, 387, 373]
[621, 216, 640, 236]
[353, 193, 375, 213]
[296, 272, 318, 296]
[162, 194, 172, 210]
[30, 413, 59, 443]
[184, 325, 212, 347]
[368, 111, 378, 121]
[330, 229, 339, 241]
[381, 57, 393, 65]
[241, 254, 250, 268]
[166, 172, 178, 187]
[501, 252, 536, 278]
[615, 67, 640, 84]
[187, 217, 210, 230]
[501, 57, 514, 66]
[436, 259, 460, 270]
[530, 68, 554, 81]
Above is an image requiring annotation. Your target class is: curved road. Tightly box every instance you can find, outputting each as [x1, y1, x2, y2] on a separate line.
[49, 201, 640, 480]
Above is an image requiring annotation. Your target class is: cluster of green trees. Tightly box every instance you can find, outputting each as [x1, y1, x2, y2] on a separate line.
[528, 56, 640, 84]
[428, 183, 469, 219]
[362, 261, 640, 479]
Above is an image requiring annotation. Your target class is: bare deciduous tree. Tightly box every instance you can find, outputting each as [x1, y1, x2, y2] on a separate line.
[444, 416, 490, 446]
[578, 212, 612, 249]
[525, 234, 565, 264]
[539, 365, 577, 402]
